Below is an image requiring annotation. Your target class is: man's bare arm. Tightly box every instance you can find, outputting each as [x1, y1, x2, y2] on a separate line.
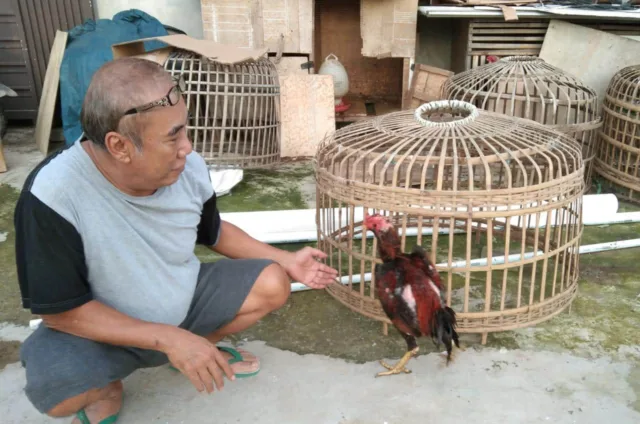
[209, 220, 338, 289]
[41, 299, 180, 351]
[210, 220, 294, 266]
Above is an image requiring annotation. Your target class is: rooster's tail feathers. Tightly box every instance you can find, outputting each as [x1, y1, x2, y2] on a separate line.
[432, 306, 460, 362]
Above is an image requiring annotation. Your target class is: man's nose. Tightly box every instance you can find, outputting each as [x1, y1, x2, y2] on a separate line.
[178, 133, 193, 157]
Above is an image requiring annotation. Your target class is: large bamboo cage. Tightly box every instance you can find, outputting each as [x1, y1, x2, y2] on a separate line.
[315, 100, 585, 344]
[594, 65, 640, 205]
[442, 56, 601, 192]
[163, 50, 281, 169]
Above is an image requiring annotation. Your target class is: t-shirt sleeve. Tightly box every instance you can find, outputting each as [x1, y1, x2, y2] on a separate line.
[14, 191, 93, 314]
[188, 151, 223, 246]
[196, 191, 222, 246]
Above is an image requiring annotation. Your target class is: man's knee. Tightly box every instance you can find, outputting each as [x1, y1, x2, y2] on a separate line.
[256, 262, 291, 311]
[46, 380, 123, 418]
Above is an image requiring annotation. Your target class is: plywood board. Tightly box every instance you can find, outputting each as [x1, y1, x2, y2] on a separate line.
[200, 0, 313, 54]
[406, 64, 453, 109]
[201, 0, 261, 49]
[279, 74, 335, 157]
[35, 30, 67, 156]
[539, 20, 640, 109]
[360, 0, 419, 58]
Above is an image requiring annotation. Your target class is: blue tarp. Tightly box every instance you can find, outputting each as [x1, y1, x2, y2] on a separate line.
[59, 9, 169, 145]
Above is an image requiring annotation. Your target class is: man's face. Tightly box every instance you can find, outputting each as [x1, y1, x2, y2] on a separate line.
[129, 88, 193, 188]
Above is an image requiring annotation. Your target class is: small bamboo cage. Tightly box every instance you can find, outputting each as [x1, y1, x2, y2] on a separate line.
[594, 65, 640, 205]
[315, 100, 585, 343]
[163, 50, 281, 168]
[442, 56, 601, 191]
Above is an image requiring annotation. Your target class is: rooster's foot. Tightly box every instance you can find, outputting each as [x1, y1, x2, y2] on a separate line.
[377, 360, 411, 375]
[374, 347, 419, 378]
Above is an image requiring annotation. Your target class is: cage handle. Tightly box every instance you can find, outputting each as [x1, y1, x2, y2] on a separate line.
[414, 100, 479, 128]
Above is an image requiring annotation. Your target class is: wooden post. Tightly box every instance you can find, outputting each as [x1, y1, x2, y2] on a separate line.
[0, 139, 7, 173]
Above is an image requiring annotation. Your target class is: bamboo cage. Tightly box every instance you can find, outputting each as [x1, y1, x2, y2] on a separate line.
[594, 64, 640, 205]
[163, 50, 281, 168]
[314, 100, 585, 344]
[442, 56, 601, 192]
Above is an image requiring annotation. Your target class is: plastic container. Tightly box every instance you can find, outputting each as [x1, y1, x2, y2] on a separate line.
[318, 54, 349, 106]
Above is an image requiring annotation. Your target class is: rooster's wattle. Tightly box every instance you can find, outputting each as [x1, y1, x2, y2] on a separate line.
[363, 212, 461, 377]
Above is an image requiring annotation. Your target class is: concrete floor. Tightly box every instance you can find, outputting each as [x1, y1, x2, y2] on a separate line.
[1, 127, 640, 423]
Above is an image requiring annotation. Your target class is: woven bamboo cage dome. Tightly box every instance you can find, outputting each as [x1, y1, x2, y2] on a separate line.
[594, 64, 640, 205]
[315, 100, 585, 343]
[442, 56, 601, 191]
[163, 50, 281, 168]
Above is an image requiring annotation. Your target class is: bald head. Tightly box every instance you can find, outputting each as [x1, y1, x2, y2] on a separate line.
[80, 57, 175, 149]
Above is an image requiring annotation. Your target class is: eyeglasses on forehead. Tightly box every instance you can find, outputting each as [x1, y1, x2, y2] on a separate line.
[122, 74, 187, 116]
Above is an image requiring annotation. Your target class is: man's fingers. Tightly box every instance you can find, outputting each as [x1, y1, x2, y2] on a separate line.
[185, 368, 206, 393]
[316, 262, 338, 275]
[207, 363, 225, 392]
[197, 367, 216, 393]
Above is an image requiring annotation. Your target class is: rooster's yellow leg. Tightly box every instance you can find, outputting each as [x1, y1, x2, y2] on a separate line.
[375, 347, 419, 377]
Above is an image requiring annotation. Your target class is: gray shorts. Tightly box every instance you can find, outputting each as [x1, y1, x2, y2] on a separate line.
[19, 258, 274, 414]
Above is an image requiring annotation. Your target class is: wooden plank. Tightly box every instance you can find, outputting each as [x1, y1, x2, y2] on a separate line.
[539, 20, 640, 110]
[0, 140, 6, 173]
[262, 0, 300, 53]
[471, 29, 548, 35]
[201, 0, 260, 48]
[402, 57, 411, 109]
[470, 50, 540, 55]
[360, 0, 419, 58]
[34, 29, 66, 156]
[201, 0, 312, 54]
[471, 22, 548, 28]
[471, 36, 545, 42]
[278, 74, 335, 157]
[407, 64, 453, 109]
[298, 0, 313, 55]
[470, 43, 543, 49]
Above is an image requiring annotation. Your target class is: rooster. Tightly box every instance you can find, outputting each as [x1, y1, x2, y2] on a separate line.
[362, 212, 461, 377]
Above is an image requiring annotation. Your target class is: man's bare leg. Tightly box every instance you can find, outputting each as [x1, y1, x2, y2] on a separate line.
[205, 263, 291, 374]
[46, 380, 123, 423]
[44, 264, 289, 421]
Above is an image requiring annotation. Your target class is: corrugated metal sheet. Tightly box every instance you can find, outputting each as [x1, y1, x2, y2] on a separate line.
[17, 0, 95, 99]
[0, 0, 37, 120]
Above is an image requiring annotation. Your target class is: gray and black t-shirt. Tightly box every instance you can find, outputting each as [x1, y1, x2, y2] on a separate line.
[14, 141, 221, 326]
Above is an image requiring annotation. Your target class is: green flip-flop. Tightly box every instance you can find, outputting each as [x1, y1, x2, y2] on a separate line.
[169, 345, 260, 378]
[75, 408, 119, 424]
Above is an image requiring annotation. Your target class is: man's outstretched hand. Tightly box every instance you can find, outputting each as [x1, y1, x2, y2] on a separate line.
[283, 246, 338, 289]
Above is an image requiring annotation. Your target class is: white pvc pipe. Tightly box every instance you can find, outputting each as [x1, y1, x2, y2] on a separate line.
[221, 194, 625, 245]
[577, 238, 640, 254]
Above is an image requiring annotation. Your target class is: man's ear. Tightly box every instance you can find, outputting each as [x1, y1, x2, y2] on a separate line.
[104, 131, 134, 164]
